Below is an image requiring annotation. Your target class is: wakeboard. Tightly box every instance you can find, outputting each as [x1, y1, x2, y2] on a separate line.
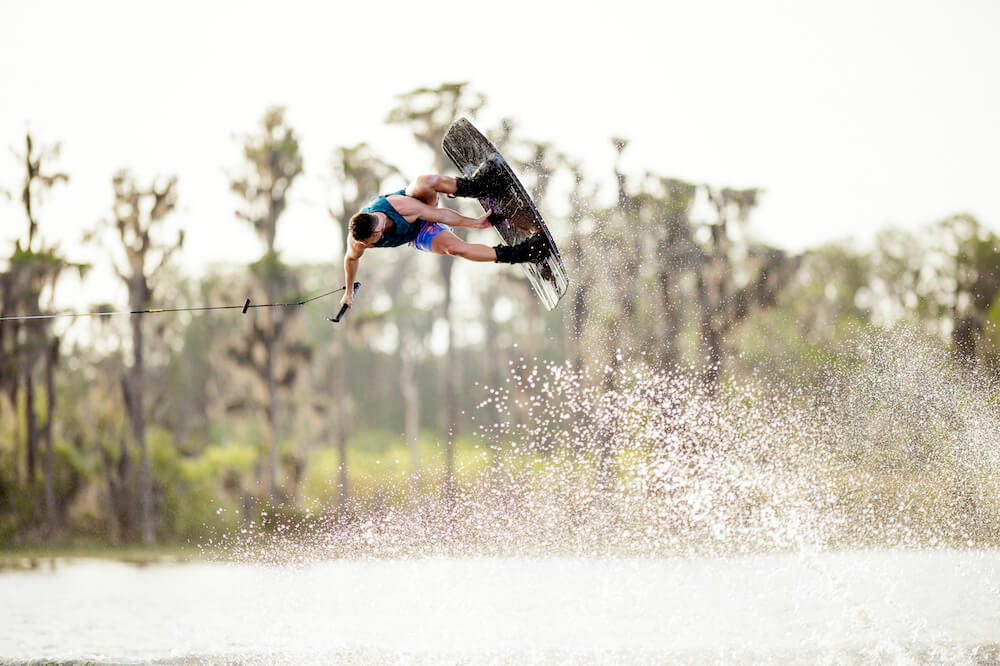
[442, 118, 568, 311]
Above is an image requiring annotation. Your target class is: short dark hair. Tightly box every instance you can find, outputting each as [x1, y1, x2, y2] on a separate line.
[350, 212, 378, 242]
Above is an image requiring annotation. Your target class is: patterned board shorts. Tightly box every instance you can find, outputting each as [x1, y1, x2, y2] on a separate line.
[409, 221, 452, 252]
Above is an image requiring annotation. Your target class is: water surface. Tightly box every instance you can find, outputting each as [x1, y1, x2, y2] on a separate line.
[1, 550, 998, 664]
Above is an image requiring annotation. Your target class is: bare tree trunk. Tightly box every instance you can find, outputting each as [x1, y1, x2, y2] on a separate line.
[25, 365, 37, 482]
[658, 271, 682, 368]
[699, 320, 724, 389]
[229, 109, 303, 511]
[440, 259, 457, 509]
[120, 292, 155, 544]
[108, 387, 134, 542]
[137, 411, 152, 546]
[128, 312, 155, 545]
[0, 307, 22, 484]
[43, 337, 58, 531]
[334, 333, 350, 512]
[266, 303, 279, 504]
[400, 345, 421, 497]
[952, 315, 980, 371]
[8, 383, 21, 485]
[102, 444, 123, 543]
[482, 281, 504, 463]
[694, 266, 725, 392]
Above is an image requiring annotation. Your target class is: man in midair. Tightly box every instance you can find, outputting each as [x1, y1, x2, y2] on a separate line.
[339, 161, 549, 310]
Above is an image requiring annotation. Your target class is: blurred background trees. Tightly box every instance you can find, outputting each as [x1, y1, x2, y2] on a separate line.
[1, 134, 83, 539]
[2, 85, 999, 547]
[96, 169, 183, 544]
[227, 106, 307, 507]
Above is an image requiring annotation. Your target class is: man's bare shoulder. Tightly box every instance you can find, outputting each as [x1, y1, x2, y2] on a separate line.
[386, 193, 418, 206]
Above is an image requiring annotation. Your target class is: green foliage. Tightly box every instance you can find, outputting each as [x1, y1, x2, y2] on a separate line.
[301, 430, 492, 504]
[0, 437, 90, 544]
[155, 431, 256, 539]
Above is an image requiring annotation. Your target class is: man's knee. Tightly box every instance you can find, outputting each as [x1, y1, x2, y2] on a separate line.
[407, 175, 443, 204]
[411, 174, 445, 194]
[417, 174, 441, 189]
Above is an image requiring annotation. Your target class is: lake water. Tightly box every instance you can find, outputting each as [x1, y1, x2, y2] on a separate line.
[1, 550, 998, 664]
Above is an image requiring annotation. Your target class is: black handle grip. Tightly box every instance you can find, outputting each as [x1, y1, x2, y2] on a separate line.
[329, 282, 361, 323]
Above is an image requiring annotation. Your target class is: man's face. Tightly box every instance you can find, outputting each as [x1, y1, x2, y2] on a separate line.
[361, 214, 387, 247]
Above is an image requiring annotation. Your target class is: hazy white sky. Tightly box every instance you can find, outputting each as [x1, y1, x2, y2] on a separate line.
[2, 0, 999, 304]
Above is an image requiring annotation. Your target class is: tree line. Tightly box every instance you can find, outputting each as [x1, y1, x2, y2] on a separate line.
[2, 82, 998, 547]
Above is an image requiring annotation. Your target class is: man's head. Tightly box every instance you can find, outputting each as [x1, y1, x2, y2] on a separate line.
[350, 212, 383, 245]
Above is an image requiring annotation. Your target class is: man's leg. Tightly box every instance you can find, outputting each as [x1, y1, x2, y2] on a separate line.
[429, 228, 496, 262]
[416, 220, 549, 264]
[405, 175, 459, 205]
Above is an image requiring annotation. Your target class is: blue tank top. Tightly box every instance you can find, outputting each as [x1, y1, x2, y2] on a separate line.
[361, 189, 421, 248]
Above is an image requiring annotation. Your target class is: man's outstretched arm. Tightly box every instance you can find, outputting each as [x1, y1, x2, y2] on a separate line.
[341, 238, 365, 308]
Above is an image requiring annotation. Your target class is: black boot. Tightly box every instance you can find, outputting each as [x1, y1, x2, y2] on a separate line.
[494, 234, 551, 264]
[452, 156, 505, 199]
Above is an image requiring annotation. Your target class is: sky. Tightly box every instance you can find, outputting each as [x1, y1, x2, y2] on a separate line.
[1, 0, 999, 310]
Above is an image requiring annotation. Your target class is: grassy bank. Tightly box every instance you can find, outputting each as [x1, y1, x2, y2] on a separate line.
[0, 540, 200, 571]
